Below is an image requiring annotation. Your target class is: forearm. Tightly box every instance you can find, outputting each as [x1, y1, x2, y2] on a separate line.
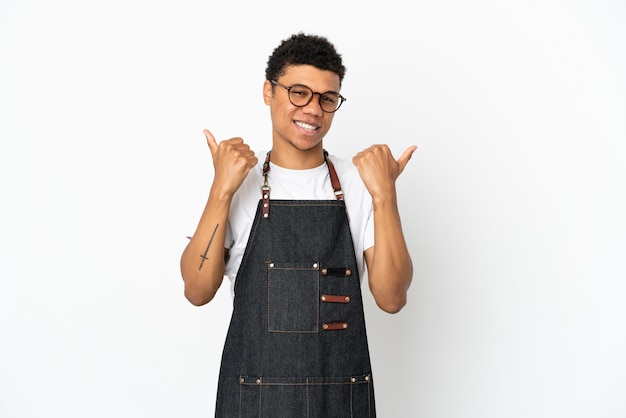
[180, 187, 232, 305]
[367, 195, 413, 314]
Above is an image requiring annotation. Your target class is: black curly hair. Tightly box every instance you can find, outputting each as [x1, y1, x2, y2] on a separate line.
[265, 33, 346, 85]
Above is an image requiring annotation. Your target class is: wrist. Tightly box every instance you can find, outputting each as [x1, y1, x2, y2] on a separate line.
[371, 195, 398, 212]
[209, 182, 237, 202]
[371, 186, 397, 206]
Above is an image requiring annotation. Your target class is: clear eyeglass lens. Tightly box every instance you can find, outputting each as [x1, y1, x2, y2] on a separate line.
[288, 85, 313, 106]
[320, 93, 340, 112]
[288, 85, 341, 112]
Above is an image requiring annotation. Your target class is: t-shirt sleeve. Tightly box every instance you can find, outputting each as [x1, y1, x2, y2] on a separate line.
[224, 220, 234, 250]
[223, 219, 239, 291]
[363, 203, 375, 251]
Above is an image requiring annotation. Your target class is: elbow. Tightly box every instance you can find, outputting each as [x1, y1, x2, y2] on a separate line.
[185, 291, 212, 306]
[180, 262, 224, 306]
[371, 284, 407, 313]
[370, 275, 411, 314]
[183, 282, 217, 306]
[368, 260, 413, 314]
[376, 295, 407, 314]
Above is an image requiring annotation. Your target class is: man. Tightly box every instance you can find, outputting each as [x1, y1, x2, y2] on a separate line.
[181, 33, 416, 417]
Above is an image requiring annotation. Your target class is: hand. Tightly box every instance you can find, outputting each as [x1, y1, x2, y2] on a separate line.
[352, 144, 417, 201]
[204, 129, 258, 197]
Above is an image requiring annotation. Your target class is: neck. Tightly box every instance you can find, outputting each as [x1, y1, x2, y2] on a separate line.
[269, 143, 325, 169]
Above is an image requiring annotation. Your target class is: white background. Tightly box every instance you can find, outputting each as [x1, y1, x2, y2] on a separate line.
[1, 1, 625, 417]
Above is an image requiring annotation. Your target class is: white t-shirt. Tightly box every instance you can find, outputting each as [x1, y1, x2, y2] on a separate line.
[224, 151, 375, 298]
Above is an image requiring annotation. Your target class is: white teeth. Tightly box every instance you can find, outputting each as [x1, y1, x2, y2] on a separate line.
[295, 121, 317, 130]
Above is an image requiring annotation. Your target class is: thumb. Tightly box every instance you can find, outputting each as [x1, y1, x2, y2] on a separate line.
[204, 129, 218, 155]
[396, 145, 418, 174]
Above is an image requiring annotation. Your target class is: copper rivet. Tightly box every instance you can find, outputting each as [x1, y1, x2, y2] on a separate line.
[321, 296, 326, 301]
[322, 324, 328, 330]
[263, 213, 268, 218]
[321, 268, 327, 275]
[345, 296, 350, 302]
[263, 203, 268, 207]
[365, 375, 370, 381]
[269, 263, 274, 268]
[256, 378, 261, 384]
[263, 194, 268, 199]
[351, 377, 356, 383]
[240, 377, 244, 383]
[342, 323, 348, 329]
[346, 269, 352, 276]
[313, 263, 318, 268]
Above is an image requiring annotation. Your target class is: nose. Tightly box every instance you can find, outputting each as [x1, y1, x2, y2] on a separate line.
[301, 93, 324, 115]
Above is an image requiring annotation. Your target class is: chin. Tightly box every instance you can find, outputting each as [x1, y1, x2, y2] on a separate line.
[294, 142, 323, 152]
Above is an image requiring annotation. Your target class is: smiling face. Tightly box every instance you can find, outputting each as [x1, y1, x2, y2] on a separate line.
[263, 64, 341, 168]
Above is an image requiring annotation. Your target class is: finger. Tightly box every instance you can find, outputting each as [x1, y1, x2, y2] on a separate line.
[247, 154, 259, 169]
[396, 145, 418, 174]
[204, 129, 218, 155]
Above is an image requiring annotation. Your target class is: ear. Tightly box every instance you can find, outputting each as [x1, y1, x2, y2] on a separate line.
[263, 80, 273, 105]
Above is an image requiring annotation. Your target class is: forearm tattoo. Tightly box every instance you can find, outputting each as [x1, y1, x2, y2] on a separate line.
[199, 224, 219, 271]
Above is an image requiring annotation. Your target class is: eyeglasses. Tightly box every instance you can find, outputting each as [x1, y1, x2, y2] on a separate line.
[270, 80, 346, 113]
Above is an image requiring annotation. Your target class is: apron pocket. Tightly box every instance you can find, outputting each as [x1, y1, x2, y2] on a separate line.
[267, 262, 320, 333]
[239, 375, 374, 418]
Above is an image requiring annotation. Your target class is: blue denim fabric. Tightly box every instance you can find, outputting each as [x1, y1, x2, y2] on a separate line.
[215, 200, 376, 417]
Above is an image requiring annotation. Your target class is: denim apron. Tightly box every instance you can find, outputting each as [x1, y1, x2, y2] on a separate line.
[215, 151, 376, 417]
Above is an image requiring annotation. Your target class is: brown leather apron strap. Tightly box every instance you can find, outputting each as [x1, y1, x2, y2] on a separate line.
[320, 294, 351, 303]
[261, 150, 344, 219]
[322, 322, 349, 331]
[261, 152, 271, 218]
[323, 150, 344, 200]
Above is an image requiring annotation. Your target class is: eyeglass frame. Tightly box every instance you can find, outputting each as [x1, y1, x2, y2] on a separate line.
[269, 80, 347, 113]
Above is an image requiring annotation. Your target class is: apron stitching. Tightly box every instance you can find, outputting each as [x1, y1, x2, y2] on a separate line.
[267, 263, 321, 333]
[258, 378, 262, 417]
[266, 266, 270, 333]
[350, 378, 354, 418]
[368, 377, 372, 418]
[306, 377, 310, 418]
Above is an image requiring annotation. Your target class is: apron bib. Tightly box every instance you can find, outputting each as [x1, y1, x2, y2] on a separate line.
[215, 151, 376, 417]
